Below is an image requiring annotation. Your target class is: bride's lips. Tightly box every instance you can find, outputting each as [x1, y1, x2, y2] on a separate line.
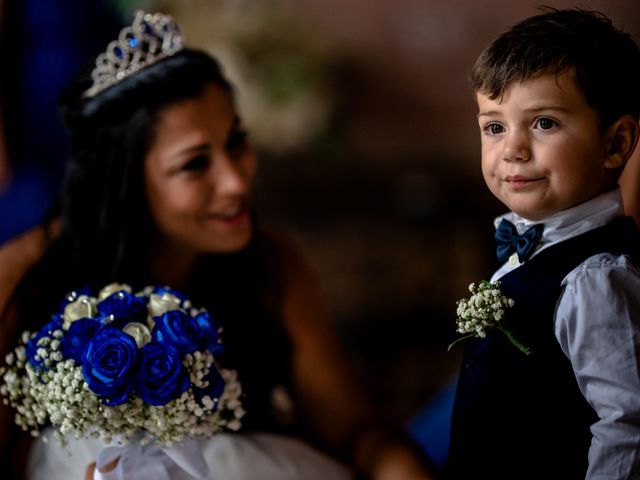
[207, 204, 250, 226]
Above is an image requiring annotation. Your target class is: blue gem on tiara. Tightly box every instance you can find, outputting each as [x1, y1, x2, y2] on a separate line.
[83, 10, 185, 98]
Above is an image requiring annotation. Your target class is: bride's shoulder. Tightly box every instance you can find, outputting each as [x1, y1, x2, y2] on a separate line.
[0, 219, 61, 309]
[0, 219, 60, 266]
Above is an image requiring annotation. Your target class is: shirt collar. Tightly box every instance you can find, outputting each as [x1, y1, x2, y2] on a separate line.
[493, 188, 625, 256]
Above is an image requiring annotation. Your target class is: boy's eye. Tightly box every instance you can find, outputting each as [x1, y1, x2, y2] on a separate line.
[535, 117, 556, 130]
[485, 123, 505, 135]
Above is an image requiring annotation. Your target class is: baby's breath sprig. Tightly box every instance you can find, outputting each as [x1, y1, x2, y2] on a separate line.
[448, 280, 531, 355]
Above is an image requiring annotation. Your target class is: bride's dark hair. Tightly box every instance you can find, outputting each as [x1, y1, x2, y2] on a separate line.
[15, 49, 275, 329]
[58, 49, 233, 289]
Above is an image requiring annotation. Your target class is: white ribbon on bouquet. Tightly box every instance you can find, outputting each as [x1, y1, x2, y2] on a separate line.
[28, 430, 352, 480]
[94, 436, 209, 480]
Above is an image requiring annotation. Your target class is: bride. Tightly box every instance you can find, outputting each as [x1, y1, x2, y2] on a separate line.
[0, 10, 433, 480]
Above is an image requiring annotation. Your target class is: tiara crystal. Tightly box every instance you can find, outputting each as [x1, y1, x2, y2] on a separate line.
[83, 10, 185, 98]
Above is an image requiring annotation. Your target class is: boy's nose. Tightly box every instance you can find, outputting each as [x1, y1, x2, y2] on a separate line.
[502, 131, 531, 162]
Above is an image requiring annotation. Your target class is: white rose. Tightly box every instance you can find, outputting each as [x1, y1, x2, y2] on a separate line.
[98, 283, 132, 300]
[148, 293, 182, 318]
[122, 322, 152, 348]
[63, 296, 96, 328]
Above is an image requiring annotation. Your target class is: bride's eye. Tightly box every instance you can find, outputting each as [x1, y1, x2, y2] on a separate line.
[226, 130, 249, 154]
[181, 154, 210, 172]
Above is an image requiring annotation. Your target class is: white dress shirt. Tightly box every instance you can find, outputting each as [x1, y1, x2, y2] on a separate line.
[491, 189, 640, 479]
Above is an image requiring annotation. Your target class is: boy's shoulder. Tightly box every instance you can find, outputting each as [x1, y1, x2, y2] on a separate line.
[561, 233, 640, 298]
[550, 216, 640, 277]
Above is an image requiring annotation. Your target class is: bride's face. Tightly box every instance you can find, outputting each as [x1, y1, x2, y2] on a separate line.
[144, 84, 257, 257]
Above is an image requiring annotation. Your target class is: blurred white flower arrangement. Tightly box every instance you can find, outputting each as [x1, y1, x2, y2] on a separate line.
[158, 0, 342, 154]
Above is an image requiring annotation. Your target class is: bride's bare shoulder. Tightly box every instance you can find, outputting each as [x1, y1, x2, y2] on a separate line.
[0, 219, 60, 263]
[0, 219, 61, 308]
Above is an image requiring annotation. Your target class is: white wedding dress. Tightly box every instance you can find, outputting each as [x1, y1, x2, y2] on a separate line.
[27, 430, 351, 480]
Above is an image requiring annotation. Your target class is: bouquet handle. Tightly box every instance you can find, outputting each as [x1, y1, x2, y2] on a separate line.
[94, 437, 209, 480]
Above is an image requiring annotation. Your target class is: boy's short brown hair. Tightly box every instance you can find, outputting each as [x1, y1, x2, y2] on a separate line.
[471, 8, 640, 128]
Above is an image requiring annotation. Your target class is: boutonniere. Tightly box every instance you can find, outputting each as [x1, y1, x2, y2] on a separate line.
[448, 280, 531, 355]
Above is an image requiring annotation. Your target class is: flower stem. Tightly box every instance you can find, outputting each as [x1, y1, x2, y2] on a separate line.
[447, 334, 476, 352]
[497, 326, 532, 355]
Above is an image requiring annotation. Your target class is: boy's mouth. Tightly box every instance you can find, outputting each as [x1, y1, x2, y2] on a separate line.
[504, 175, 544, 188]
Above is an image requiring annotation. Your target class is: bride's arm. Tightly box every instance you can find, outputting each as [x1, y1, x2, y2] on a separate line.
[0, 219, 60, 475]
[271, 231, 435, 480]
[0, 219, 60, 320]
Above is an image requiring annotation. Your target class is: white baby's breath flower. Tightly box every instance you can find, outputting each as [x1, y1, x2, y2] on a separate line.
[5, 353, 14, 366]
[449, 280, 531, 355]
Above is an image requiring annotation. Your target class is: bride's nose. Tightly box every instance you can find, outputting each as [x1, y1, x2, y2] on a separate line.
[211, 154, 251, 195]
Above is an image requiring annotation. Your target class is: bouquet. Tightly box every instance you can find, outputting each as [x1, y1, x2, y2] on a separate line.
[0, 283, 245, 478]
[447, 280, 531, 355]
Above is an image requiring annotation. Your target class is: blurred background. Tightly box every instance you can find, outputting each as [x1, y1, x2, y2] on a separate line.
[1, 0, 639, 467]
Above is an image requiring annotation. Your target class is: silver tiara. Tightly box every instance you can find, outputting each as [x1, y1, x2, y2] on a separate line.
[83, 10, 185, 98]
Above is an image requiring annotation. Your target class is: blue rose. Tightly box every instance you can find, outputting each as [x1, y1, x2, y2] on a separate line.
[194, 311, 224, 356]
[194, 362, 225, 406]
[82, 328, 139, 406]
[60, 318, 101, 363]
[152, 310, 204, 354]
[97, 290, 148, 328]
[135, 342, 190, 406]
[26, 314, 63, 369]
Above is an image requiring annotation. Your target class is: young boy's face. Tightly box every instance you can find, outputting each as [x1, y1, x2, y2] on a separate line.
[476, 71, 616, 220]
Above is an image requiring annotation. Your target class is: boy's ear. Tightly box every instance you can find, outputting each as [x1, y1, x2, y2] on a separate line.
[605, 115, 639, 169]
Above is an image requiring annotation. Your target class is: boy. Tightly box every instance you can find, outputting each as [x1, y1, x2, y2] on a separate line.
[447, 8, 640, 479]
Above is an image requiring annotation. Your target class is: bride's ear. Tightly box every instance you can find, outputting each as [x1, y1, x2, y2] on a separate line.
[605, 115, 639, 169]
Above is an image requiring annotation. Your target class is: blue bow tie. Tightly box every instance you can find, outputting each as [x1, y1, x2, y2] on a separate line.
[495, 219, 544, 263]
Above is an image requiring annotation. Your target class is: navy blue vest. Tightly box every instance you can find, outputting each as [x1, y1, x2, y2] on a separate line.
[447, 217, 640, 479]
